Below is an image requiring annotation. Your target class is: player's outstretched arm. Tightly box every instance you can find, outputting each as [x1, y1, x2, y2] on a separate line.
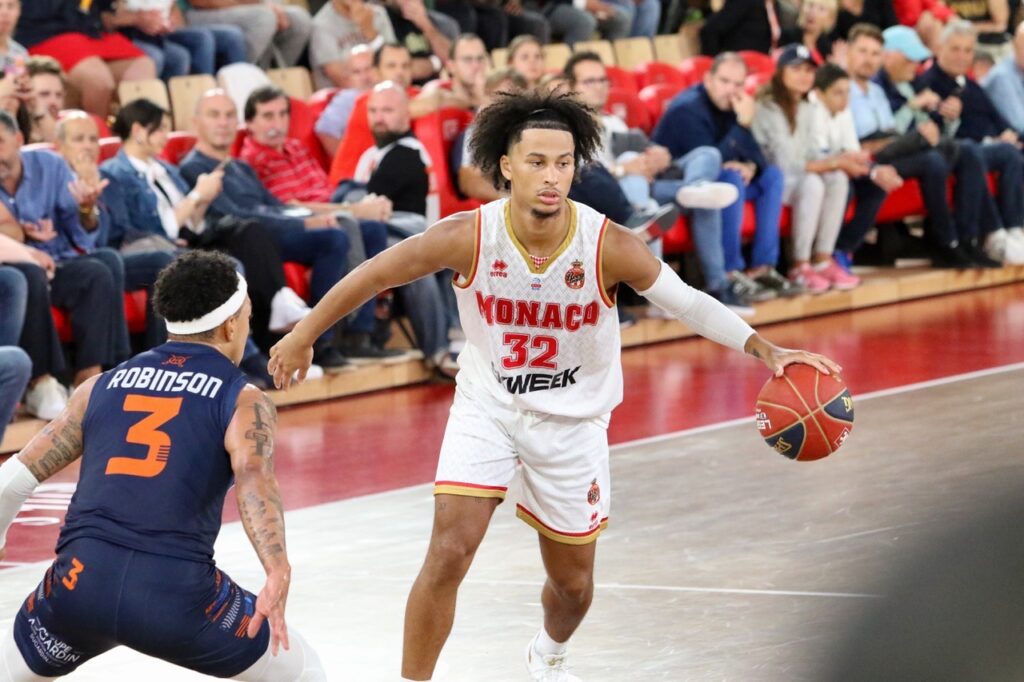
[0, 376, 98, 562]
[601, 223, 842, 376]
[268, 211, 478, 389]
[225, 385, 291, 655]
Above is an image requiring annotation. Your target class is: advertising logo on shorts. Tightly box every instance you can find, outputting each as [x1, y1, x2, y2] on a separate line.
[587, 478, 600, 505]
[565, 260, 585, 289]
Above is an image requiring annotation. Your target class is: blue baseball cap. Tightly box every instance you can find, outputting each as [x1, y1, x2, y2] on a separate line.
[777, 44, 816, 68]
[883, 25, 932, 62]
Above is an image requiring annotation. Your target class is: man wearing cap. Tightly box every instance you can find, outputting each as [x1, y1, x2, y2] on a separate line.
[0, 250, 327, 681]
[841, 22, 1002, 268]
[914, 19, 1024, 263]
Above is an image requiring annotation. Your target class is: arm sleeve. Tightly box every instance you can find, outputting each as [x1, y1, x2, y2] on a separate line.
[636, 261, 756, 353]
[0, 456, 39, 551]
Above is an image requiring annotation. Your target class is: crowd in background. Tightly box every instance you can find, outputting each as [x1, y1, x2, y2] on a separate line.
[3, 0, 1024, 442]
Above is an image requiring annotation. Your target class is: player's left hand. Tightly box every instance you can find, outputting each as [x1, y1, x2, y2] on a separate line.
[268, 331, 315, 390]
[762, 346, 842, 378]
[248, 569, 291, 654]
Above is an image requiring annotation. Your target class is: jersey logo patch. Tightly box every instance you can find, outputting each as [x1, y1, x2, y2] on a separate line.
[587, 478, 600, 505]
[162, 354, 189, 368]
[530, 277, 542, 291]
[565, 260, 585, 289]
[490, 259, 508, 278]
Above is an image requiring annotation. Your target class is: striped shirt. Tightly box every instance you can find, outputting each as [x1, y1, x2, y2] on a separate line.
[238, 136, 332, 203]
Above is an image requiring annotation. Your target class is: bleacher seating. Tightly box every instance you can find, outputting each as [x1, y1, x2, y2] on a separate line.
[634, 60, 688, 89]
[268, 66, 314, 101]
[574, 40, 616, 66]
[117, 79, 171, 111]
[168, 74, 217, 131]
[613, 37, 655, 70]
[638, 83, 682, 122]
[605, 65, 640, 93]
[412, 108, 480, 218]
[160, 131, 198, 165]
[605, 87, 653, 133]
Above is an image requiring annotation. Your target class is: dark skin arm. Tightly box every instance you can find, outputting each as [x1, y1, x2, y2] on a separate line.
[225, 385, 291, 655]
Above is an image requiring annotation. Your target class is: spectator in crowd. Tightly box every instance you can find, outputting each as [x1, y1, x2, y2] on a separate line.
[893, 0, 955, 50]
[315, 44, 378, 156]
[944, 0, 1010, 55]
[122, 1, 246, 78]
[565, 51, 739, 253]
[184, 0, 312, 67]
[982, 23, 1024, 134]
[0, 0, 27, 69]
[240, 85, 425, 361]
[914, 19, 1024, 262]
[99, 99, 313, 380]
[833, 0, 897, 40]
[973, 49, 995, 79]
[754, 49, 862, 292]
[844, 22, 1002, 268]
[0, 110, 127, 416]
[413, 33, 488, 116]
[779, 0, 840, 63]
[432, 0, 551, 50]
[14, 0, 157, 117]
[700, 0, 784, 55]
[525, 0, 632, 43]
[55, 111, 174, 350]
[0, 58, 34, 142]
[455, 68, 525, 201]
[183, 90, 400, 363]
[0, 260, 29, 441]
[384, 0, 459, 83]
[506, 34, 545, 88]
[26, 56, 64, 143]
[310, 0, 397, 89]
[333, 81, 456, 370]
[654, 52, 798, 305]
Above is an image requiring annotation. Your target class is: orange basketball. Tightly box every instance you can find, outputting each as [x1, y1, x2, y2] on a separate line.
[754, 364, 854, 461]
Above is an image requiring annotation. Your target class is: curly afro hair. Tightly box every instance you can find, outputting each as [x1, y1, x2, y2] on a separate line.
[468, 90, 602, 191]
[153, 251, 241, 339]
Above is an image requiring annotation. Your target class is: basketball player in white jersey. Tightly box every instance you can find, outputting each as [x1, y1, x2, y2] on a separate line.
[268, 91, 841, 681]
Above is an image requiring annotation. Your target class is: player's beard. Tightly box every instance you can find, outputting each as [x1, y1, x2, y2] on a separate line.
[531, 203, 562, 221]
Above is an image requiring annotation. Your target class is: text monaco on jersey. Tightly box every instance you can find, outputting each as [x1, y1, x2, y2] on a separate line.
[475, 292, 601, 331]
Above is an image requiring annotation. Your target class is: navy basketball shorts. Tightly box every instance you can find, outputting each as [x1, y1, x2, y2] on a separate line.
[13, 537, 270, 678]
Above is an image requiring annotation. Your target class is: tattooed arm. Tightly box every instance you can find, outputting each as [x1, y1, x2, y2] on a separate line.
[0, 376, 97, 561]
[224, 384, 291, 654]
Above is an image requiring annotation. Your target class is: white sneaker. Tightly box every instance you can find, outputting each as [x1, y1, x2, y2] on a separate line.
[525, 634, 581, 682]
[1005, 227, 1024, 264]
[675, 181, 740, 210]
[24, 376, 69, 420]
[269, 287, 312, 333]
[984, 228, 1009, 263]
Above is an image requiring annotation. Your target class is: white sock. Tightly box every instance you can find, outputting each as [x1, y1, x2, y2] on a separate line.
[534, 628, 568, 657]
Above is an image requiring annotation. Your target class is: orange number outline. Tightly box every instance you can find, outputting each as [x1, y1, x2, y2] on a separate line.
[105, 395, 183, 478]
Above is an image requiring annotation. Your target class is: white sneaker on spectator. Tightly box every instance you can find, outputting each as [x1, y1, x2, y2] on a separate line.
[676, 181, 740, 210]
[1005, 228, 1024, 264]
[24, 377, 68, 421]
[525, 633, 581, 682]
[269, 287, 312, 333]
[984, 228, 1009, 262]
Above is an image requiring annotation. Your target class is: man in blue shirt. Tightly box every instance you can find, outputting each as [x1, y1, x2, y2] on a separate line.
[0, 111, 129, 418]
[653, 52, 796, 308]
[844, 22, 1001, 268]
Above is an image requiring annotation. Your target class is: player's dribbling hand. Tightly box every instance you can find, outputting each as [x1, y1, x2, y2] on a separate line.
[746, 335, 842, 377]
[268, 332, 314, 390]
[248, 569, 291, 655]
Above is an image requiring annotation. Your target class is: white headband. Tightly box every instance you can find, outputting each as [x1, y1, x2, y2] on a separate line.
[165, 274, 248, 335]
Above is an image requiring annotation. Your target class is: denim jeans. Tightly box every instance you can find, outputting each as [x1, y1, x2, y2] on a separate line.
[0, 265, 27, 346]
[980, 141, 1024, 230]
[122, 249, 176, 351]
[133, 38, 191, 80]
[719, 164, 783, 272]
[0, 346, 31, 442]
[606, 0, 660, 36]
[651, 146, 728, 291]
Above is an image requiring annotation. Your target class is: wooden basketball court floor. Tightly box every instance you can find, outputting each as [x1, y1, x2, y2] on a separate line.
[1, 283, 1024, 680]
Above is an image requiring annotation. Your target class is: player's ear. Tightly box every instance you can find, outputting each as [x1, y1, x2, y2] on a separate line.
[500, 154, 512, 183]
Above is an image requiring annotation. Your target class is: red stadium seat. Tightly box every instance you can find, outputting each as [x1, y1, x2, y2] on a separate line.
[413, 107, 481, 218]
[634, 61, 687, 89]
[678, 56, 714, 87]
[160, 131, 197, 165]
[638, 83, 683, 122]
[283, 262, 311, 303]
[287, 97, 331, 172]
[744, 71, 773, 95]
[52, 291, 148, 343]
[98, 137, 122, 163]
[739, 50, 776, 75]
[604, 87, 653, 134]
[230, 127, 248, 157]
[605, 65, 639, 94]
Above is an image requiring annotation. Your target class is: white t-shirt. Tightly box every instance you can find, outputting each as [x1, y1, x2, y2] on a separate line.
[309, 4, 395, 89]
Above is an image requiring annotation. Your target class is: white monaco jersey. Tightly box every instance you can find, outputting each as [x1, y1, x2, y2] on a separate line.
[452, 198, 623, 419]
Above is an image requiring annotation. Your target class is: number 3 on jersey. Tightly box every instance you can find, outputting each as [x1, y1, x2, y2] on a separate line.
[105, 395, 183, 478]
[501, 332, 559, 370]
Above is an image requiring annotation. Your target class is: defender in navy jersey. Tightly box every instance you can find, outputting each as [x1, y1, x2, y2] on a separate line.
[0, 252, 325, 681]
[269, 91, 841, 681]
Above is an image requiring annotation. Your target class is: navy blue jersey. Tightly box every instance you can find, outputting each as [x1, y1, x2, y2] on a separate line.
[57, 342, 249, 563]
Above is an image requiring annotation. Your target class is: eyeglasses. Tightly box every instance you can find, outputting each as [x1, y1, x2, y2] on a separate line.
[578, 77, 609, 86]
[456, 55, 489, 63]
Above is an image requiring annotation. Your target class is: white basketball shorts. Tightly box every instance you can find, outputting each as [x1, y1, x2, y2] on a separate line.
[434, 387, 610, 545]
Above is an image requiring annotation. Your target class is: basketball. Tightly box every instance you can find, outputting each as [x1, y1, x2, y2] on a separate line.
[754, 364, 854, 461]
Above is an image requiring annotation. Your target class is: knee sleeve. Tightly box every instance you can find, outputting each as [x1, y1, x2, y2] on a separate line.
[230, 629, 326, 682]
